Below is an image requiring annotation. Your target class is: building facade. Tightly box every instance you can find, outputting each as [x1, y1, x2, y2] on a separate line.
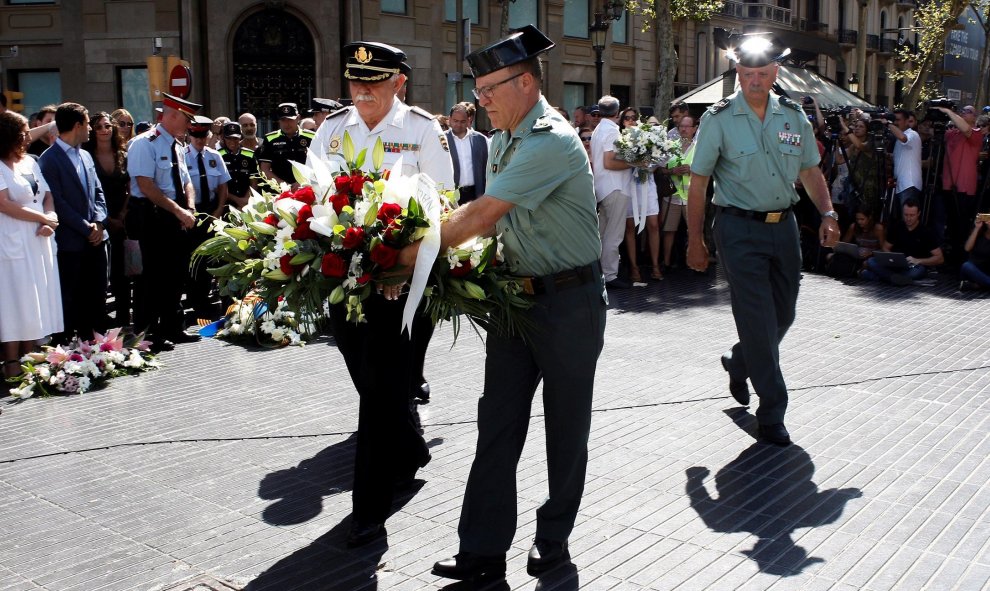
[0, 1, 982, 131]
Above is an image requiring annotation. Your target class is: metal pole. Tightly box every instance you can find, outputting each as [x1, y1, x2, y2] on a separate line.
[595, 46, 604, 99]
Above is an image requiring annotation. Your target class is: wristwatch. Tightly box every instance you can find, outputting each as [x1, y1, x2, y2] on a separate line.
[822, 210, 839, 222]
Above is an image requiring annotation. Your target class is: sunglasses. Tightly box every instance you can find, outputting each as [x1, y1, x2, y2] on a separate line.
[580, 136, 592, 142]
[622, 115, 637, 121]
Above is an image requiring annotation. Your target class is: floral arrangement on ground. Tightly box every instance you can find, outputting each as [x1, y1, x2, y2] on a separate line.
[7, 329, 159, 399]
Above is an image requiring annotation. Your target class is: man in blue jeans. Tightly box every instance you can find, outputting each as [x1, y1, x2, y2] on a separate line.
[862, 198, 943, 285]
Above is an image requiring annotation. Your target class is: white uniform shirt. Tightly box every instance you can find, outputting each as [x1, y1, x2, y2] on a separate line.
[452, 132, 475, 188]
[590, 117, 628, 202]
[308, 97, 454, 189]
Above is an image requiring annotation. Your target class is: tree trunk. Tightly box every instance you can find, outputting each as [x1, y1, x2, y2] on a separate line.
[500, 0, 511, 37]
[903, 0, 969, 109]
[653, 0, 677, 119]
[856, 1, 868, 100]
[977, 21, 990, 107]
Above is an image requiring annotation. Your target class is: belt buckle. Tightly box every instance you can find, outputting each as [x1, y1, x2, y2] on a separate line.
[765, 211, 782, 224]
[519, 277, 536, 295]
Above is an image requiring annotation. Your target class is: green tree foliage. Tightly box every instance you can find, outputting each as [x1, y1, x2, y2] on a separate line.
[890, 0, 971, 109]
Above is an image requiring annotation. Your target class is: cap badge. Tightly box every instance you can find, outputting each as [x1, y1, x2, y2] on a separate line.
[355, 47, 373, 64]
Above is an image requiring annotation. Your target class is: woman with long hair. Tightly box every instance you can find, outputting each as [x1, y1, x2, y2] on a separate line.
[83, 111, 134, 326]
[0, 111, 62, 377]
[619, 107, 662, 281]
[110, 108, 135, 144]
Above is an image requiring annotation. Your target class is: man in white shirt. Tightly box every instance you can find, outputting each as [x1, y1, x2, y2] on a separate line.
[590, 95, 637, 288]
[445, 102, 489, 203]
[888, 109, 923, 214]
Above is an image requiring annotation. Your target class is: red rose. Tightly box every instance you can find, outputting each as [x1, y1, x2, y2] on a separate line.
[320, 252, 347, 277]
[356, 272, 372, 285]
[330, 192, 350, 214]
[350, 175, 369, 195]
[292, 205, 316, 240]
[342, 226, 365, 249]
[370, 243, 400, 269]
[263, 214, 280, 226]
[450, 260, 473, 277]
[384, 220, 403, 243]
[293, 185, 316, 205]
[279, 254, 297, 276]
[377, 202, 402, 222]
[334, 175, 351, 195]
[275, 190, 294, 201]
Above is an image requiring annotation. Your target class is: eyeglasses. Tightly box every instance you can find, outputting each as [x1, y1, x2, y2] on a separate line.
[472, 72, 525, 100]
[580, 136, 592, 142]
[622, 115, 637, 121]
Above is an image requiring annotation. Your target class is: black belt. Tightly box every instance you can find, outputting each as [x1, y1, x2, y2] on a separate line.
[516, 262, 599, 296]
[717, 205, 792, 224]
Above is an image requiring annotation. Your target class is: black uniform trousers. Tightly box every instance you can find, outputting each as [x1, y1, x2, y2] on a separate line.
[186, 199, 219, 318]
[130, 200, 191, 340]
[330, 294, 431, 524]
[457, 274, 606, 555]
[713, 211, 801, 426]
[56, 241, 108, 341]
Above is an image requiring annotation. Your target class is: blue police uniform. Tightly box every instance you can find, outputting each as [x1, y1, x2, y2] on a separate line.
[185, 144, 231, 212]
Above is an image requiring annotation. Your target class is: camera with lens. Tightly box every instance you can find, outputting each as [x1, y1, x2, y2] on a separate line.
[925, 97, 956, 124]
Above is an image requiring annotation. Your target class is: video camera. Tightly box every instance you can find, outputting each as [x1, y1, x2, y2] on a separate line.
[868, 111, 895, 135]
[925, 97, 956, 125]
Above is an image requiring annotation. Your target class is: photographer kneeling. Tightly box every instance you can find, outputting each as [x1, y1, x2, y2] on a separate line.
[959, 216, 990, 291]
[861, 198, 943, 286]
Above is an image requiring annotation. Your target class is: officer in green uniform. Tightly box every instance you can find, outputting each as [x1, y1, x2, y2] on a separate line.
[257, 102, 315, 187]
[400, 25, 605, 581]
[217, 122, 258, 208]
[686, 35, 840, 446]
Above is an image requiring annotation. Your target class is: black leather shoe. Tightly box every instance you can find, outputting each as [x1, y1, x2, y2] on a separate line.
[170, 332, 201, 344]
[527, 538, 570, 575]
[432, 552, 507, 580]
[150, 339, 175, 353]
[395, 452, 432, 490]
[720, 356, 750, 406]
[347, 521, 386, 548]
[757, 423, 792, 446]
[411, 381, 430, 403]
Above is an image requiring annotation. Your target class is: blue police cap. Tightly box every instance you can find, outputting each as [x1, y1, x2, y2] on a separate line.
[466, 25, 555, 78]
[343, 41, 407, 82]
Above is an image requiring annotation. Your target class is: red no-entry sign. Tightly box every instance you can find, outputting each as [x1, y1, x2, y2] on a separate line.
[168, 65, 192, 98]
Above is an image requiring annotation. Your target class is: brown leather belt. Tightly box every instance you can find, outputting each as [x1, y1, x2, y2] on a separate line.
[717, 205, 792, 224]
[516, 262, 599, 296]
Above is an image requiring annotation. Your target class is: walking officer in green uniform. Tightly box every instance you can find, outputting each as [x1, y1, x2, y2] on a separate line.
[686, 35, 840, 446]
[217, 122, 257, 209]
[257, 102, 315, 188]
[392, 25, 606, 580]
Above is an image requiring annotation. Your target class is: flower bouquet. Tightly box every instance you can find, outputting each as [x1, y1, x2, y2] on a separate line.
[613, 120, 682, 183]
[193, 132, 531, 338]
[7, 329, 159, 399]
[205, 293, 323, 347]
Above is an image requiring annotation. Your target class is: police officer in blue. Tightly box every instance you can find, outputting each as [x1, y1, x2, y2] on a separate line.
[257, 102, 315, 188]
[686, 35, 840, 446]
[217, 122, 258, 209]
[127, 93, 203, 351]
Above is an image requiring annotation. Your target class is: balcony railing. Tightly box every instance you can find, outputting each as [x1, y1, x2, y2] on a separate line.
[838, 29, 858, 45]
[880, 38, 897, 54]
[799, 19, 829, 33]
[720, 1, 792, 25]
[867, 34, 880, 50]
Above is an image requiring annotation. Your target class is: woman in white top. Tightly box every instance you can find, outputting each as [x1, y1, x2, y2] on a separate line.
[620, 107, 662, 281]
[0, 111, 62, 377]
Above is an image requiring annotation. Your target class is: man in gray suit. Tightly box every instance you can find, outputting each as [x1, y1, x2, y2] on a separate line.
[445, 102, 489, 203]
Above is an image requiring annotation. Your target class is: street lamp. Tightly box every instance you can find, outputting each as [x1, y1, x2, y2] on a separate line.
[590, 14, 608, 99]
[848, 73, 859, 95]
[589, 2, 624, 100]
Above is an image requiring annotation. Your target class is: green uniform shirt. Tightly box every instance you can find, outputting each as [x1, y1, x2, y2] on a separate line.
[485, 96, 601, 277]
[691, 90, 820, 211]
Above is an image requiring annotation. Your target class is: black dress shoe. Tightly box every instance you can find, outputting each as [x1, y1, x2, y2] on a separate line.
[757, 423, 792, 446]
[410, 381, 430, 403]
[527, 538, 570, 575]
[170, 332, 201, 344]
[432, 552, 507, 580]
[395, 452, 432, 490]
[150, 339, 175, 353]
[720, 356, 750, 406]
[347, 521, 386, 548]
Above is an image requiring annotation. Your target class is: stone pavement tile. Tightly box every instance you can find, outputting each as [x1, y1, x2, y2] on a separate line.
[952, 563, 990, 591]
[924, 557, 976, 590]
[643, 544, 726, 590]
[0, 566, 44, 591]
[859, 545, 925, 591]
[942, 512, 990, 564]
[836, 540, 900, 588]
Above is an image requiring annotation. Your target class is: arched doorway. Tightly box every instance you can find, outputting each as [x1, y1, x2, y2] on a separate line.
[232, 8, 316, 133]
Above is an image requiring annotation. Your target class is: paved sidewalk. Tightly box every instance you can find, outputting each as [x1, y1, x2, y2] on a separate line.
[1, 269, 989, 591]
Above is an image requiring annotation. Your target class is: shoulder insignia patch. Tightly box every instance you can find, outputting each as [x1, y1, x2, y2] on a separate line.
[242, 148, 255, 157]
[300, 129, 317, 139]
[265, 130, 281, 140]
[531, 116, 553, 133]
[409, 105, 433, 120]
[327, 106, 351, 120]
[708, 98, 731, 115]
[779, 96, 803, 112]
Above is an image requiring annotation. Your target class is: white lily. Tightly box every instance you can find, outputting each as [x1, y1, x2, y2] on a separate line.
[308, 204, 339, 239]
[382, 169, 415, 209]
[275, 198, 306, 220]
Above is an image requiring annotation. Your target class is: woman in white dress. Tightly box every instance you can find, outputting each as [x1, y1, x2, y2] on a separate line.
[0, 111, 62, 377]
[620, 107, 662, 282]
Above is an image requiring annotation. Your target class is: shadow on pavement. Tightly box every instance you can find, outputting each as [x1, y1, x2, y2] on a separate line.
[685, 410, 862, 576]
